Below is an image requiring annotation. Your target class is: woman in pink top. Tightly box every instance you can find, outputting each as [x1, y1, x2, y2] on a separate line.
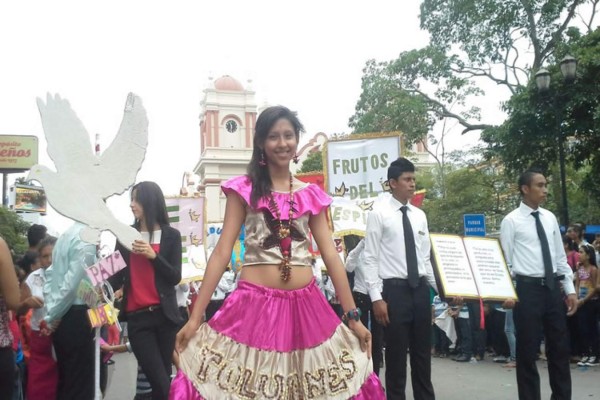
[172, 106, 384, 399]
[575, 244, 599, 366]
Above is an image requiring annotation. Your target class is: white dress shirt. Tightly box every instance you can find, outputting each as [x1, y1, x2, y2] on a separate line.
[363, 196, 437, 302]
[211, 270, 236, 300]
[345, 239, 382, 296]
[25, 268, 47, 331]
[175, 283, 191, 308]
[500, 202, 575, 295]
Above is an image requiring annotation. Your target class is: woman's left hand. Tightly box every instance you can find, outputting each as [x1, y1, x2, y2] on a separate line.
[131, 239, 156, 260]
[348, 320, 372, 359]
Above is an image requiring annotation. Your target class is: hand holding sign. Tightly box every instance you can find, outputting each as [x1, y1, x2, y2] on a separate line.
[86, 251, 126, 286]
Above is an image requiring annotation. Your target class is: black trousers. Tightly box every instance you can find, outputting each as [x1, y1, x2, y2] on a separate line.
[353, 291, 384, 376]
[577, 299, 600, 357]
[514, 281, 571, 400]
[467, 302, 486, 358]
[128, 309, 178, 400]
[383, 278, 435, 400]
[52, 305, 95, 400]
[205, 299, 224, 321]
[0, 347, 14, 400]
[455, 317, 473, 357]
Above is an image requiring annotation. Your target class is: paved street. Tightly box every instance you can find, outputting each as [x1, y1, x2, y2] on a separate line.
[104, 353, 600, 399]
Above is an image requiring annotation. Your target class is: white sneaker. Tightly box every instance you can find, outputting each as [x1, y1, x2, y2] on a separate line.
[578, 356, 590, 367]
[585, 356, 599, 366]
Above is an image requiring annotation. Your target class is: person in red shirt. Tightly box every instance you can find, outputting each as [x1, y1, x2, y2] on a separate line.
[109, 181, 182, 400]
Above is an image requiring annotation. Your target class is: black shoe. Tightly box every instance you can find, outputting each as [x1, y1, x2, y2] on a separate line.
[454, 354, 471, 362]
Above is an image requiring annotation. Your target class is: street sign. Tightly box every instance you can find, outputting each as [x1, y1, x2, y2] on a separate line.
[464, 214, 486, 237]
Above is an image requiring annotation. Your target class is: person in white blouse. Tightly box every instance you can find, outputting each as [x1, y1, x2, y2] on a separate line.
[363, 157, 437, 400]
[500, 168, 577, 400]
[345, 238, 384, 376]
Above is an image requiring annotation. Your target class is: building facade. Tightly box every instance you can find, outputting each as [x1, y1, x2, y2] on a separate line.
[194, 75, 257, 222]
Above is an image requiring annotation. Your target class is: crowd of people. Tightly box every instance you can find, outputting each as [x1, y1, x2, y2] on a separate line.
[0, 106, 598, 400]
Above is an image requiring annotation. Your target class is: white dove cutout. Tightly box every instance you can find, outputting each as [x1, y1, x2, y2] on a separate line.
[27, 93, 148, 251]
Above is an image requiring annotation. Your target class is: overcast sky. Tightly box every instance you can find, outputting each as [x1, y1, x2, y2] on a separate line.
[0, 1, 507, 234]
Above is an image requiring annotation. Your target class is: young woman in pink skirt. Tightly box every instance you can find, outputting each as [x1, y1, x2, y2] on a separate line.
[172, 106, 385, 399]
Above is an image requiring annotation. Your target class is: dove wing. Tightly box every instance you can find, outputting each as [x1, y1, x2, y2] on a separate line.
[96, 93, 149, 198]
[36, 94, 95, 172]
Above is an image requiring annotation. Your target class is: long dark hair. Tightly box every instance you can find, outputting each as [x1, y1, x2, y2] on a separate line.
[131, 181, 169, 243]
[580, 243, 597, 267]
[247, 106, 305, 208]
[17, 250, 39, 275]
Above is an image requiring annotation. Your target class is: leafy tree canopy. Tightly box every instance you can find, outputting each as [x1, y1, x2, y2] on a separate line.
[0, 207, 30, 258]
[297, 150, 324, 173]
[482, 27, 600, 194]
[350, 0, 597, 140]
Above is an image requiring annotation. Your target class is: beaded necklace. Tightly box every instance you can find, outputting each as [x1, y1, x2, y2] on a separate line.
[267, 173, 297, 281]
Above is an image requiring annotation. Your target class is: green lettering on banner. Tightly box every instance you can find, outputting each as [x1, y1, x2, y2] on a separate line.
[380, 153, 389, 167]
[342, 159, 351, 174]
[360, 156, 369, 172]
[332, 207, 342, 220]
[348, 182, 379, 200]
[333, 159, 341, 174]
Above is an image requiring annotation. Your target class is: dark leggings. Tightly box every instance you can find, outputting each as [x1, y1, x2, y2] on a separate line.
[0, 347, 15, 400]
[578, 299, 600, 357]
[128, 310, 178, 400]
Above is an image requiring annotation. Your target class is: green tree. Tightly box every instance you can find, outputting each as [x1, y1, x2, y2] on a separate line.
[418, 149, 518, 234]
[482, 27, 600, 206]
[298, 150, 323, 173]
[349, 0, 597, 143]
[0, 207, 30, 257]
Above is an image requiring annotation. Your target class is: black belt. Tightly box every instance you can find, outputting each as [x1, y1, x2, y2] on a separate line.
[383, 276, 426, 287]
[128, 304, 161, 315]
[516, 274, 564, 286]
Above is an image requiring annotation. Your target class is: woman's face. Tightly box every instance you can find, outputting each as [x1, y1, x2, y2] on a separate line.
[262, 118, 298, 168]
[130, 190, 144, 220]
[578, 247, 588, 263]
[39, 245, 54, 268]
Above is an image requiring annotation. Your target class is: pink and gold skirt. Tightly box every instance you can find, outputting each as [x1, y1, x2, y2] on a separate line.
[170, 278, 384, 399]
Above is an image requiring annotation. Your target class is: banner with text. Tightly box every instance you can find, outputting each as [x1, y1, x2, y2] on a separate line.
[166, 197, 205, 282]
[325, 134, 401, 235]
[325, 134, 400, 199]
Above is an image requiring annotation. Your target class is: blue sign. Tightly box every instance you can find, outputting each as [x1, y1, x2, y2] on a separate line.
[464, 214, 486, 237]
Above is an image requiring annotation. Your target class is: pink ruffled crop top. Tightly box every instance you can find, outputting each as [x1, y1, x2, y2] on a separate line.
[221, 175, 332, 267]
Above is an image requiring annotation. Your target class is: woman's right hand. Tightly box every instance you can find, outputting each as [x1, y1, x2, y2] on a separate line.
[176, 318, 202, 353]
[26, 296, 44, 309]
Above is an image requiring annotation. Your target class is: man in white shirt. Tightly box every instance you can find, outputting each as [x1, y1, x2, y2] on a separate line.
[345, 238, 384, 376]
[364, 157, 437, 400]
[500, 168, 578, 400]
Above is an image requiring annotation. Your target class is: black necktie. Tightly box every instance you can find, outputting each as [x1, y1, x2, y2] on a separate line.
[401, 206, 419, 288]
[531, 211, 554, 289]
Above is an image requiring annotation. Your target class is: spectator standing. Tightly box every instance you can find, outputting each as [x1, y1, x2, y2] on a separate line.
[0, 237, 20, 400]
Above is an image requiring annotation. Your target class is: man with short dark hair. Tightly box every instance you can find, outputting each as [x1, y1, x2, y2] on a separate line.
[27, 224, 47, 250]
[364, 157, 437, 400]
[500, 168, 577, 400]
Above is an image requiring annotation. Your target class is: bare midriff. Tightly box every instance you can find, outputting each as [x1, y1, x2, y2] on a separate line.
[239, 264, 315, 290]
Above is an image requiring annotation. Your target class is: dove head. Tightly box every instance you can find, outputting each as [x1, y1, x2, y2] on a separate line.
[27, 164, 54, 186]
